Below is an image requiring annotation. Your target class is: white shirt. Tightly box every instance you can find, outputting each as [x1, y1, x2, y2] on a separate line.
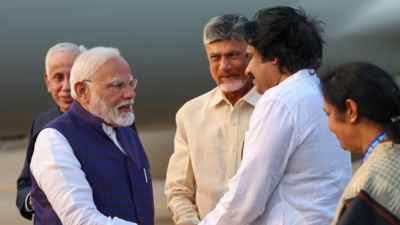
[199, 69, 352, 225]
[30, 123, 136, 225]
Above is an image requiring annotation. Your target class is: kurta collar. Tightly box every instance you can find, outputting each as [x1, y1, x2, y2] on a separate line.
[102, 123, 116, 136]
[208, 86, 259, 108]
[70, 100, 103, 128]
[209, 87, 227, 108]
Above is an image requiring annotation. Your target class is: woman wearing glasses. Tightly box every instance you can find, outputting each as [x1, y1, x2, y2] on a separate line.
[321, 62, 400, 224]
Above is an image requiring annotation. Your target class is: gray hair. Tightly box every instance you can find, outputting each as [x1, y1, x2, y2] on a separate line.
[45, 42, 86, 74]
[70, 47, 122, 100]
[203, 13, 249, 45]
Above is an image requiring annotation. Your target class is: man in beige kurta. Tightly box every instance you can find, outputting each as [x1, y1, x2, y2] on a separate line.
[165, 13, 261, 225]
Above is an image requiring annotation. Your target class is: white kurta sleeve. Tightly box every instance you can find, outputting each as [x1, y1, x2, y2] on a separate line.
[30, 128, 137, 225]
[199, 98, 297, 224]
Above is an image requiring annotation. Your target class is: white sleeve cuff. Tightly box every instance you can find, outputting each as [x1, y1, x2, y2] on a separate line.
[24, 192, 34, 212]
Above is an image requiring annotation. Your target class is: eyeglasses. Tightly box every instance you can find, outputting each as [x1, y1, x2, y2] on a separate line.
[83, 79, 137, 92]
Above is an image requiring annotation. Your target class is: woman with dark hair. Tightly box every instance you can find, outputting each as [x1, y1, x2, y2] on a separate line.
[321, 62, 400, 225]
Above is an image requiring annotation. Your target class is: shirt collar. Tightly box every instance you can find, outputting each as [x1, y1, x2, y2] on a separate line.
[208, 87, 228, 108]
[102, 123, 116, 137]
[208, 86, 259, 108]
[242, 86, 259, 106]
[279, 69, 316, 86]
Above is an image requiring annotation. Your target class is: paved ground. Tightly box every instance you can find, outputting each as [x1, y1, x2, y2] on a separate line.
[0, 140, 174, 225]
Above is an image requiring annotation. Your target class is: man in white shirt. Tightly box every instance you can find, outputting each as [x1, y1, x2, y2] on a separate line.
[199, 6, 352, 225]
[165, 14, 261, 225]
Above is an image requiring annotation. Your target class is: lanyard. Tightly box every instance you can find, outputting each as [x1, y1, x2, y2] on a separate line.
[361, 131, 387, 165]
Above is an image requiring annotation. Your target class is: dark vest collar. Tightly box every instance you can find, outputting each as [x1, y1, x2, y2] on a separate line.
[70, 100, 103, 128]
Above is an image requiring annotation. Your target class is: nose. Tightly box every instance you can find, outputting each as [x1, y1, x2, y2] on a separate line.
[62, 77, 71, 91]
[219, 58, 232, 72]
[245, 65, 252, 77]
[124, 85, 136, 99]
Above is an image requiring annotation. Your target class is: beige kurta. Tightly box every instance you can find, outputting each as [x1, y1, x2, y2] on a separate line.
[165, 86, 261, 224]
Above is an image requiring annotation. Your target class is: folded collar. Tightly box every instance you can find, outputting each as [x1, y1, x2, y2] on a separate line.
[208, 86, 259, 108]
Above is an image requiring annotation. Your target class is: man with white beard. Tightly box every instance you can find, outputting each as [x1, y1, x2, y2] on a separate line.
[16, 43, 138, 221]
[25, 47, 154, 225]
[165, 13, 261, 224]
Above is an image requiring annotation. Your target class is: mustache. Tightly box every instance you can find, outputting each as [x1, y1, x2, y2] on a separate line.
[117, 99, 134, 108]
[249, 74, 255, 80]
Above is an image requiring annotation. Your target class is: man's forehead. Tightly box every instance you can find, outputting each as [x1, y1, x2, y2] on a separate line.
[246, 45, 255, 53]
[48, 51, 79, 67]
[246, 45, 260, 57]
[48, 52, 78, 75]
[206, 39, 246, 54]
[97, 63, 132, 82]
[49, 50, 79, 62]
[108, 75, 134, 82]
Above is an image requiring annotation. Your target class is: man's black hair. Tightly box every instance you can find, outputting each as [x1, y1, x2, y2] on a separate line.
[244, 6, 325, 74]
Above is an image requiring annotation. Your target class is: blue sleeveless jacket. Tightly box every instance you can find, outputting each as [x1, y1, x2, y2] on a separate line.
[26, 101, 154, 224]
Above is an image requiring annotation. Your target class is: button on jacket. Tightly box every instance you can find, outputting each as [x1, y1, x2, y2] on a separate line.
[165, 86, 261, 224]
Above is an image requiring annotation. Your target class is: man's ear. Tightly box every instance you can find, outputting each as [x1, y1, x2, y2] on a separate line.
[271, 58, 279, 65]
[74, 82, 90, 104]
[44, 73, 51, 93]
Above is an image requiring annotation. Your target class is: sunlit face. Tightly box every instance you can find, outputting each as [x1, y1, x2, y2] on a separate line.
[87, 57, 136, 127]
[45, 51, 80, 112]
[245, 45, 281, 94]
[205, 38, 250, 92]
[323, 98, 360, 153]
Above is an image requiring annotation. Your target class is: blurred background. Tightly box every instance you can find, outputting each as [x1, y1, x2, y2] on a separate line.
[1, 0, 400, 224]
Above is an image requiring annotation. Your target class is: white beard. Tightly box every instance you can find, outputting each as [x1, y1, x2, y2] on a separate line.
[219, 78, 247, 92]
[89, 91, 135, 127]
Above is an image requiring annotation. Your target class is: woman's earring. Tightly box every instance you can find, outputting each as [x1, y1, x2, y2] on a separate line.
[351, 118, 354, 122]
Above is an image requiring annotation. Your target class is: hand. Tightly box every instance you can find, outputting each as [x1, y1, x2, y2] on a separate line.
[28, 191, 34, 210]
[177, 223, 197, 225]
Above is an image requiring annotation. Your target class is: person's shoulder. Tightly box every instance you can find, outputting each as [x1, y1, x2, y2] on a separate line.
[369, 143, 400, 172]
[32, 107, 61, 131]
[34, 107, 60, 122]
[262, 74, 321, 108]
[352, 144, 400, 195]
[178, 87, 219, 114]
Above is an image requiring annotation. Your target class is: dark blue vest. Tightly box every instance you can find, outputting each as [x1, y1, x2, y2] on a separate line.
[26, 101, 154, 224]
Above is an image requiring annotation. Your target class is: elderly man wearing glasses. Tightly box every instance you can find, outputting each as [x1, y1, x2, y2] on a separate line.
[16, 43, 138, 221]
[25, 47, 154, 225]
